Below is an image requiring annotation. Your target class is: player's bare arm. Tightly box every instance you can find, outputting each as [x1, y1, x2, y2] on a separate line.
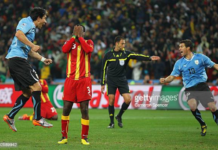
[15, 30, 41, 52]
[213, 64, 218, 70]
[28, 50, 52, 65]
[160, 75, 175, 84]
[101, 85, 105, 94]
[150, 56, 160, 61]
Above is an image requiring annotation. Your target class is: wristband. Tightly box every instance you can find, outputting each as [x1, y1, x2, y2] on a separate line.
[41, 57, 46, 62]
[72, 35, 76, 39]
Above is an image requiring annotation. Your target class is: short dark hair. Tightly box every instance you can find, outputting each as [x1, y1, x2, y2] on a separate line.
[179, 39, 193, 51]
[114, 36, 125, 44]
[30, 7, 46, 21]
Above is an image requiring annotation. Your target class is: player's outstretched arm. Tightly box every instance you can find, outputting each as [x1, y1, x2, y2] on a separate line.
[160, 75, 175, 84]
[213, 64, 218, 70]
[127, 52, 160, 61]
[29, 50, 52, 65]
[15, 30, 40, 52]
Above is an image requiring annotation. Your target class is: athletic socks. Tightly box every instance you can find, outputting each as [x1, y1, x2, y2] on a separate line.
[212, 110, 218, 124]
[191, 109, 206, 126]
[117, 102, 130, 117]
[108, 105, 115, 124]
[32, 91, 42, 120]
[8, 94, 29, 119]
[81, 118, 89, 139]
[61, 115, 70, 138]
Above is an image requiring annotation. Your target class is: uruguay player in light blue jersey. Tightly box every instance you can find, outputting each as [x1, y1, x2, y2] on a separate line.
[3, 7, 53, 132]
[160, 39, 218, 136]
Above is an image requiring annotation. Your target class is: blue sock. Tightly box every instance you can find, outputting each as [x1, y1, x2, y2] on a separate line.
[8, 94, 29, 119]
[212, 110, 218, 124]
[191, 109, 206, 126]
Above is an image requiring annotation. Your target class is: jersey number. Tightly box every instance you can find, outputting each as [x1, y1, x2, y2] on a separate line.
[188, 68, 195, 74]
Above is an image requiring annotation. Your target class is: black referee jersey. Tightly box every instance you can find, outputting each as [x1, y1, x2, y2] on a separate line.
[100, 49, 151, 85]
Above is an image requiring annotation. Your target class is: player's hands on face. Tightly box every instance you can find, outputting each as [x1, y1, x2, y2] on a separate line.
[73, 25, 78, 37]
[77, 26, 83, 38]
[150, 56, 160, 61]
[31, 45, 41, 52]
[101, 85, 105, 94]
[160, 78, 165, 84]
[43, 59, 52, 65]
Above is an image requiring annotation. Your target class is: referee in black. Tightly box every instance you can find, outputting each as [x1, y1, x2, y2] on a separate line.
[101, 36, 160, 128]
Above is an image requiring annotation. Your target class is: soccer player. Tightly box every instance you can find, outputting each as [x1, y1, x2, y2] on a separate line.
[58, 25, 93, 145]
[18, 79, 58, 120]
[160, 39, 218, 136]
[101, 36, 160, 128]
[3, 7, 53, 132]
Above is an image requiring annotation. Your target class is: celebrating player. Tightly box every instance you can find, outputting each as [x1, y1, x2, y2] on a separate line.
[101, 36, 160, 128]
[3, 7, 53, 132]
[160, 39, 218, 136]
[18, 79, 58, 121]
[58, 25, 93, 145]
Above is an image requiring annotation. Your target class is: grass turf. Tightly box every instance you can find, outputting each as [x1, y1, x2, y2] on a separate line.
[0, 108, 218, 150]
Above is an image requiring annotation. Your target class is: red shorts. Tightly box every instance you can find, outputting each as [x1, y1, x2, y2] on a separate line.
[62, 77, 92, 103]
[41, 101, 58, 119]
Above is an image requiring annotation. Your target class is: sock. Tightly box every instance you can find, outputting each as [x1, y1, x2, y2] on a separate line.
[61, 115, 70, 138]
[117, 102, 130, 117]
[29, 115, 33, 121]
[191, 109, 206, 126]
[108, 105, 114, 124]
[8, 94, 29, 119]
[81, 118, 89, 139]
[212, 110, 218, 124]
[32, 91, 42, 120]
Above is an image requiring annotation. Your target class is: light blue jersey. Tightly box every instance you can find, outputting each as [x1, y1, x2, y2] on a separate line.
[171, 53, 215, 88]
[6, 16, 36, 60]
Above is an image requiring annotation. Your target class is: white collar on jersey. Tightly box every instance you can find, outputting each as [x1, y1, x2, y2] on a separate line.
[184, 53, 195, 61]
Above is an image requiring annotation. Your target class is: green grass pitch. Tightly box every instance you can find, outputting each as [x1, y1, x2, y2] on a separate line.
[1, 108, 218, 150]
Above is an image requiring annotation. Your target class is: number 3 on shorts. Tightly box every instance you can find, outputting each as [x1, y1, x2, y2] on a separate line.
[87, 86, 91, 96]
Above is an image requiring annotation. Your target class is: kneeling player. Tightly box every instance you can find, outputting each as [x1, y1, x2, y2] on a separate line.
[18, 79, 58, 120]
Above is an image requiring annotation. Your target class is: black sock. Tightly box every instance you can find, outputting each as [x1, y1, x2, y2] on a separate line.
[8, 94, 29, 119]
[32, 91, 42, 120]
[108, 105, 114, 124]
[212, 110, 218, 124]
[191, 109, 206, 126]
[117, 102, 130, 117]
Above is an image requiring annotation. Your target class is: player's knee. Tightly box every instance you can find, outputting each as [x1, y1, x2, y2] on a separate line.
[109, 99, 115, 105]
[30, 82, 42, 92]
[22, 93, 31, 98]
[189, 105, 197, 111]
[50, 115, 58, 120]
[124, 95, 131, 104]
[81, 107, 88, 115]
[108, 97, 115, 105]
[209, 106, 217, 112]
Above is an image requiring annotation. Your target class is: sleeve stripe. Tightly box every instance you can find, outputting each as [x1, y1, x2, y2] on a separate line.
[102, 60, 108, 85]
[102, 59, 116, 84]
[127, 54, 150, 58]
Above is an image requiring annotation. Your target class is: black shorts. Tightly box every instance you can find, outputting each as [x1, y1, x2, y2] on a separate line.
[185, 82, 214, 107]
[106, 76, 129, 95]
[8, 57, 39, 91]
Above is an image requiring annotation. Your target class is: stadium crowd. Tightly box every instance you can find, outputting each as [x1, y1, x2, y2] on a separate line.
[0, 0, 218, 85]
